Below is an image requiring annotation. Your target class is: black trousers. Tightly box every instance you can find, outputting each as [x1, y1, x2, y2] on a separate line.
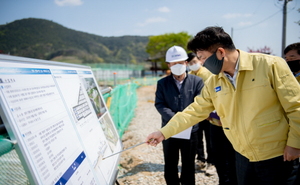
[293, 161, 300, 185]
[162, 131, 197, 185]
[235, 152, 299, 185]
[196, 119, 213, 163]
[210, 124, 237, 185]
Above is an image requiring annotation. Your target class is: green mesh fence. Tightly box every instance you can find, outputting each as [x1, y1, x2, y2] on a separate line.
[102, 77, 159, 102]
[87, 63, 144, 70]
[0, 136, 29, 184]
[0, 135, 13, 156]
[99, 76, 160, 88]
[108, 83, 138, 138]
[130, 77, 160, 86]
[102, 77, 159, 138]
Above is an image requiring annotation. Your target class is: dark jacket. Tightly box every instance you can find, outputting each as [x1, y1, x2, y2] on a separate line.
[155, 72, 204, 133]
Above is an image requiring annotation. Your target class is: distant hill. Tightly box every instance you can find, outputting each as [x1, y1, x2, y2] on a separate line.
[0, 18, 149, 64]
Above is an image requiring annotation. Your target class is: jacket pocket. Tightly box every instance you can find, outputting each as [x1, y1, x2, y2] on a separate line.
[241, 78, 269, 91]
[252, 111, 288, 152]
[252, 111, 287, 143]
[253, 111, 281, 127]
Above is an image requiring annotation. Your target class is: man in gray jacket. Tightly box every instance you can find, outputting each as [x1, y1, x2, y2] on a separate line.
[155, 46, 204, 185]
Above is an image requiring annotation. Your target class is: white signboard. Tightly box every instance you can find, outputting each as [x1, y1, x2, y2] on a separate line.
[0, 54, 121, 185]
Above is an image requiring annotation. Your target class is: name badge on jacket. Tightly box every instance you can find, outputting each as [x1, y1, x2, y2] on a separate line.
[215, 86, 221, 92]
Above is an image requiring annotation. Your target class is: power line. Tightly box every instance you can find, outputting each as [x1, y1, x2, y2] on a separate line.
[234, 10, 281, 31]
[235, 0, 297, 31]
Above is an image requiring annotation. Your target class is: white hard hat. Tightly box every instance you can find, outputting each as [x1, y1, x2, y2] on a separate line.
[165, 46, 188, 63]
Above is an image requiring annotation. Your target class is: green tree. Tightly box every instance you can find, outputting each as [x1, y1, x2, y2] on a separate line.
[146, 32, 192, 70]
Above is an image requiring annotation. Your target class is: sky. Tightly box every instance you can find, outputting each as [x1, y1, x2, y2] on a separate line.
[1, 0, 299, 57]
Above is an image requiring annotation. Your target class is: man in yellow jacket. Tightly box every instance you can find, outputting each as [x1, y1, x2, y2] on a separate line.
[284, 42, 300, 84]
[187, 52, 237, 184]
[187, 52, 212, 82]
[284, 42, 300, 185]
[146, 26, 300, 185]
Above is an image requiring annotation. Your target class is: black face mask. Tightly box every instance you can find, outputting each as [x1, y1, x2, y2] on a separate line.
[287, 60, 300, 73]
[203, 52, 224, 75]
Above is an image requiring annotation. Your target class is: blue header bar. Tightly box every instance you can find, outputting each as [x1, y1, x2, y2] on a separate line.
[77, 70, 92, 75]
[0, 67, 51, 75]
[51, 69, 78, 74]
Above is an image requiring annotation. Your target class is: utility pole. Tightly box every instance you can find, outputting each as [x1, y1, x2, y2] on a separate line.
[280, 0, 292, 57]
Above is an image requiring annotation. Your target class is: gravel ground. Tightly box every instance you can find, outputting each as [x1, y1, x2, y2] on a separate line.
[117, 85, 219, 185]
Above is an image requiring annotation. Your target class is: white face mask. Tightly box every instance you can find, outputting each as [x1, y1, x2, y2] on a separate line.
[170, 64, 186, 76]
[189, 63, 201, 71]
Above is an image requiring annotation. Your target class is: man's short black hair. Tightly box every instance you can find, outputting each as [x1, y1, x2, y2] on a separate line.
[284, 42, 300, 55]
[187, 26, 236, 53]
[186, 52, 197, 62]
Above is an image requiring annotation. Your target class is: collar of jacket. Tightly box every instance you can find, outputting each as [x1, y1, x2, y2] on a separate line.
[216, 49, 253, 79]
[189, 66, 203, 76]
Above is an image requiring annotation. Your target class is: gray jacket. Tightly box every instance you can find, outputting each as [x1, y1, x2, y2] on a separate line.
[155, 72, 204, 133]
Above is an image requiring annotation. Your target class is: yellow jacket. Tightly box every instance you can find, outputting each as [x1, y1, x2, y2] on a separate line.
[189, 66, 222, 126]
[189, 66, 213, 82]
[161, 50, 300, 162]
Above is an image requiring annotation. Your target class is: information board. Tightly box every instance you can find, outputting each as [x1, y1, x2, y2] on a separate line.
[0, 54, 122, 185]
